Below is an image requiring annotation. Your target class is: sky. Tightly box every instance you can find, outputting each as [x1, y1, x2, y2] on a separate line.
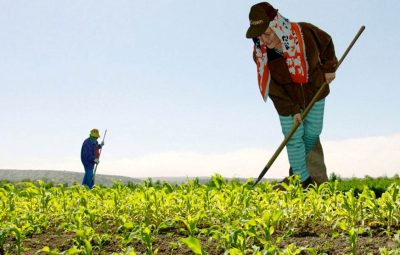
[1, 0, 399, 180]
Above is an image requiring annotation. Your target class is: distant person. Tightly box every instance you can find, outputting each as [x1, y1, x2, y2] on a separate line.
[81, 129, 104, 188]
[246, 2, 337, 187]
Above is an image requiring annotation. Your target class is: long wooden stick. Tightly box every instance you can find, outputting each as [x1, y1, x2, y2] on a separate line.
[253, 26, 365, 186]
[93, 129, 107, 184]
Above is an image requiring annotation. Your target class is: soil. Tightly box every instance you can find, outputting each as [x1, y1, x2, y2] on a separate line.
[2, 224, 398, 254]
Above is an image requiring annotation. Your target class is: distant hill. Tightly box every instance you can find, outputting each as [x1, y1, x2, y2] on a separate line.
[0, 169, 253, 186]
[0, 169, 141, 186]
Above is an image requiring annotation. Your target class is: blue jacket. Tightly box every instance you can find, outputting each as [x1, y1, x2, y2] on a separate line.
[81, 137, 100, 168]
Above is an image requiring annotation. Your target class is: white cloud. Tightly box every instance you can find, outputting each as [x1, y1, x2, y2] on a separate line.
[99, 149, 289, 179]
[324, 134, 400, 178]
[102, 134, 400, 179]
[2, 134, 399, 179]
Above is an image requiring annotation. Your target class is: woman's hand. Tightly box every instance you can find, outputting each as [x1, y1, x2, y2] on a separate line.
[324, 72, 336, 84]
[293, 113, 302, 125]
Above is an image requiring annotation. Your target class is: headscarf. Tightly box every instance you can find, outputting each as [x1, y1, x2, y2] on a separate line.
[254, 12, 309, 102]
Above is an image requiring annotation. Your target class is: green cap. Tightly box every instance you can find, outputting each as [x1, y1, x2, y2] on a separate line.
[246, 2, 278, 39]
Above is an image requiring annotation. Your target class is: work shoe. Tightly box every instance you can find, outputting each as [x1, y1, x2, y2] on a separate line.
[301, 176, 316, 189]
[272, 177, 288, 191]
[275, 176, 297, 191]
[289, 167, 294, 176]
[275, 176, 315, 191]
[279, 176, 291, 185]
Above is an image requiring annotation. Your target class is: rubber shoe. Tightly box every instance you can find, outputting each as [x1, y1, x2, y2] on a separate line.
[272, 177, 289, 191]
[301, 176, 315, 189]
[279, 176, 291, 185]
[275, 176, 296, 191]
[289, 167, 294, 176]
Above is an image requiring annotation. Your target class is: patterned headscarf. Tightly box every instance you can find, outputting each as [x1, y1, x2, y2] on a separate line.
[254, 12, 309, 102]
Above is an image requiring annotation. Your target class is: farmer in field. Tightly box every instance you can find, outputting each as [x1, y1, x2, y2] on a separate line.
[246, 2, 337, 187]
[81, 128, 104, 188]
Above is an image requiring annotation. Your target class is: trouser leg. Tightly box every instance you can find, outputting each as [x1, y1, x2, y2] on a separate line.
[82, 166, 94, 188]
[303, 99, 325, 154]
[279, 115, 309, 182]
[307, 138, 328, 184]
[279, 99, 325, 183]
[289, 138, 328, 184]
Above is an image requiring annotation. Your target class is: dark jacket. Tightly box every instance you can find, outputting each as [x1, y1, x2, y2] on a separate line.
[81, 137, 100, 168]
[254, 22, 338, 116]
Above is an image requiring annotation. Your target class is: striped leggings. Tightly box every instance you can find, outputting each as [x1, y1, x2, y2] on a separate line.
[279, 99, 325, 182]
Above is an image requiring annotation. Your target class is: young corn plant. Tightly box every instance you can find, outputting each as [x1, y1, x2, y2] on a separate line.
[41, 246, 82, 255]
[0, 228, 7, 255]
[227, 228, 249, 253]
[38, 183, 52, 213]
[140, 226, 158, 254]
[181, 236, 207, 255]
[341, 190, 362, 228]
[379, 185, 399, 234]
[348, 227, 363, 255]
[256, 210, 282, 244]
[113, 247, 138, 255]
[182, 215, 200, 237]
[93, 233, 110, 253]
[75, 227, 95, 255]
[6, 186, 16, 213]
[9, 226, 23, 255]
[83, 208, 97, 228]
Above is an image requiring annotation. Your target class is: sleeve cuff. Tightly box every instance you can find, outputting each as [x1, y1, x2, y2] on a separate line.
[321, 59, 338, 73]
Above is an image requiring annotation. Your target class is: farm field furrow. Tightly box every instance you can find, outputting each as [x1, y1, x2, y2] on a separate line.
[1, 176, 400, 254]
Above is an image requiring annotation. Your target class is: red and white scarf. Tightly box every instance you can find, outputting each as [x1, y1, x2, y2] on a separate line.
[254, 13, 309, 102]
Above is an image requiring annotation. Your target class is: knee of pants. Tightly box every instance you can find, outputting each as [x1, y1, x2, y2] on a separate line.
[304, 126, 322, 140]
[289, 122, 304, 136]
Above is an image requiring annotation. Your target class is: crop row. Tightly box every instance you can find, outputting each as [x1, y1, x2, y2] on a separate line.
[1, 176, 400, 254]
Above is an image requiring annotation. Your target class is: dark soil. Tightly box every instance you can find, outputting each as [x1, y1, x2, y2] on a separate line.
[2, 225, 398, 254]
[279, 234, 396, 255]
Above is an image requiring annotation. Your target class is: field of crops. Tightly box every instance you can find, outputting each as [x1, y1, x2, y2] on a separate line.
[1, 175, 400, 255]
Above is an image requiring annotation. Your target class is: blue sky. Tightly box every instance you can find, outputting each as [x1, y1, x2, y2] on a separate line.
[1, 0, 399, 179]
